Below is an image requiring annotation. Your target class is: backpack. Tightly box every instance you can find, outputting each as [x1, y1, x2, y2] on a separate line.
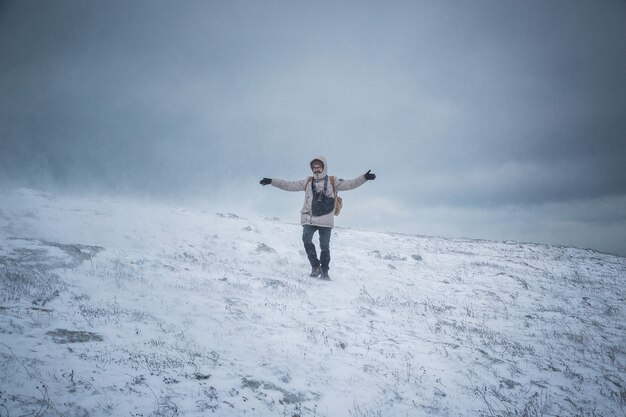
[306, 176, 343, 216]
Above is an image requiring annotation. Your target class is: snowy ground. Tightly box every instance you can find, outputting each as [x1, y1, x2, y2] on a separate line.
[1, 188, 625, 417]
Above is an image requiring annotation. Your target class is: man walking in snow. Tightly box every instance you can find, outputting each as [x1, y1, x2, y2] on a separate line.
[260, 156, 376, 280]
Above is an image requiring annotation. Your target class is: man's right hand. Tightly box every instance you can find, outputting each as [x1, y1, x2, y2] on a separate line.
[260, 178, 272, 186]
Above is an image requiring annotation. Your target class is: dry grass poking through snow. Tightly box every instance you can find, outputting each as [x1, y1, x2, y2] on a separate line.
[1, 190, 625, 416]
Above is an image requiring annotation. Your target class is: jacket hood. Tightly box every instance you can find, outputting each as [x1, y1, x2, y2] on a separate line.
[310, 156, 328, 180]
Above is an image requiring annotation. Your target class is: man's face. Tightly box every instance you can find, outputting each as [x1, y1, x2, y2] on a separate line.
[312, 163, 324, 174]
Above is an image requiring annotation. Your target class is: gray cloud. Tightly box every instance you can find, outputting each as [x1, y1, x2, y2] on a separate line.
[1, 0, 625, 255]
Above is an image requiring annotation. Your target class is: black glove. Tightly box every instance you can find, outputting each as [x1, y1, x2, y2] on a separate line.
[260, 178, 272, 186]
[364, 170, 376, 180]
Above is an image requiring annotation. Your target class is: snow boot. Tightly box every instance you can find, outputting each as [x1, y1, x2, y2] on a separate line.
[310, 266, 321, 277]
[320, 269, 330, 280]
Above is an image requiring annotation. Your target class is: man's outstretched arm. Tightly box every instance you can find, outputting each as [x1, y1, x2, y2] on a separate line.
[260, 177, 309, 192]
[335, 170, 376, 192]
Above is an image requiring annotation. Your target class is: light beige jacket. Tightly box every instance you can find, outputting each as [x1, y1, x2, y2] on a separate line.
[271, 156, 368, 228]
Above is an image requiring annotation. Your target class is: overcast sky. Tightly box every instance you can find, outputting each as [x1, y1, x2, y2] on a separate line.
[1, 0, 625, 256]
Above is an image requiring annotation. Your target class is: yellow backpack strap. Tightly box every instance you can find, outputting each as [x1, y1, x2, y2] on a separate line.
[330, 176, 336, 195]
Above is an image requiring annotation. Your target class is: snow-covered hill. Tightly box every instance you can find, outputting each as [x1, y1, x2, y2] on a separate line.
[1, 189, 624, 417]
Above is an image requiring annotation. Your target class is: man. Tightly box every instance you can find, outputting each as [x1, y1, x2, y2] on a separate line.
[260, 156, 376, 280]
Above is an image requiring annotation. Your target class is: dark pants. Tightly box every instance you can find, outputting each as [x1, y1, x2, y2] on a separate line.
[302, 225, 332, 272]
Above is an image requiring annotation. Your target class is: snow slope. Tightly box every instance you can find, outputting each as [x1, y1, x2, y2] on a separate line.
[1, 189, 625, 417]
